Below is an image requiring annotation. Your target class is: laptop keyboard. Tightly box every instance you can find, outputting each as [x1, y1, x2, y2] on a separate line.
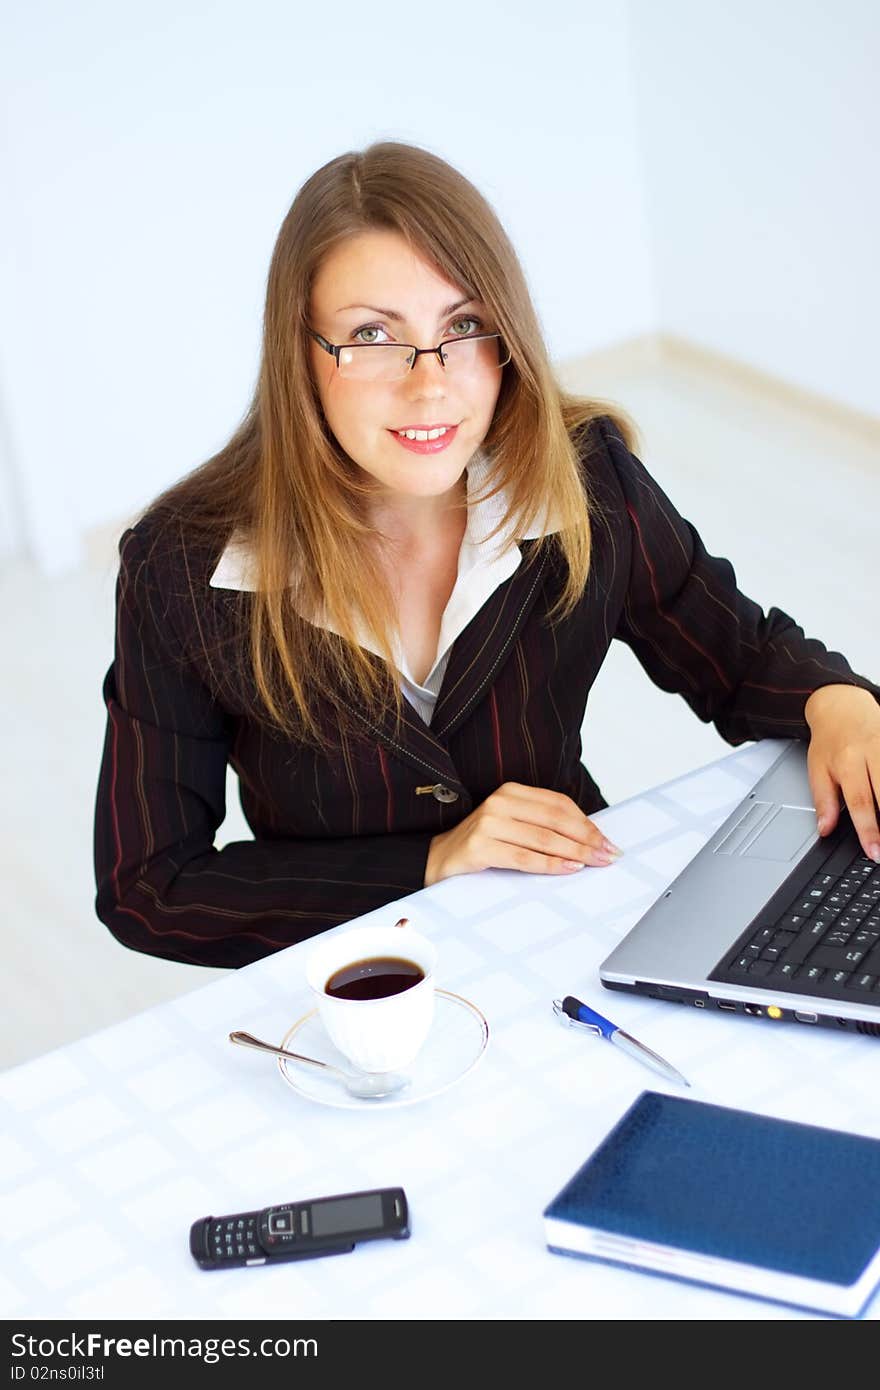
[711, 828, 880, 1002]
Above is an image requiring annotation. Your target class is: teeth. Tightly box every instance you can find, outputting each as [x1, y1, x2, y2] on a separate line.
[397, 427, 449, 441]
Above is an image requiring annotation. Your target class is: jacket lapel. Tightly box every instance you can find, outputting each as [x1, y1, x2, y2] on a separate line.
[345, 542, 549, 784]
[431, 541, 550, 740]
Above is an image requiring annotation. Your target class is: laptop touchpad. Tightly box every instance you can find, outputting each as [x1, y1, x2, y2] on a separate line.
[740, 806, 817, 861]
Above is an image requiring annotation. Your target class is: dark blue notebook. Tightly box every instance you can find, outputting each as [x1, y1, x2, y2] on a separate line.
[543, 1091, 880, 1318]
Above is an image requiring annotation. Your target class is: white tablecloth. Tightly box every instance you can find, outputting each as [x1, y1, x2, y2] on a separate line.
[3, 739, 878, 1321]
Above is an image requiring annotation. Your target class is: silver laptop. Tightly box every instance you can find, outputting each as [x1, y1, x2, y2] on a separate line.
[599, 740, 880, 1034]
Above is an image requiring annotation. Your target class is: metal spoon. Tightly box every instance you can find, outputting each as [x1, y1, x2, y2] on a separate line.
[228, 1030, 411, 1100]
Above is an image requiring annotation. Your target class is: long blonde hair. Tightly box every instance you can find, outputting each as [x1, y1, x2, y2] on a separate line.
[140, 141, 639, 749]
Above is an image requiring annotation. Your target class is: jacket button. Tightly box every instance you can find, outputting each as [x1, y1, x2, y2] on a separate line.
[432, 784, 459, 803]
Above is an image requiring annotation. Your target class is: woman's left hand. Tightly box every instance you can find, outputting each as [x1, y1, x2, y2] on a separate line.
[804, 684, 880, 864]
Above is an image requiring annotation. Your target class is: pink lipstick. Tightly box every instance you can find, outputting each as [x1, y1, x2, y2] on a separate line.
[388, 424, 459, 455]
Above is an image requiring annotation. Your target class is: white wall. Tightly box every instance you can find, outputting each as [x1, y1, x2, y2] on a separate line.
[0, 389, 26, 564]
[1, 3, 877, 575]
[0, 0, 651, 574]
[628, 0, 880, 416]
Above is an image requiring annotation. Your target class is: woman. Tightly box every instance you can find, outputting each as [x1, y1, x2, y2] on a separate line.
[93, 141, 880, 969]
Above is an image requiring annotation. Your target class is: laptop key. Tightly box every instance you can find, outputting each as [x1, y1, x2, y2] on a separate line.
[850, 974, 878, 991]
[854, 931, 880, 948]
[860, 945, 880, 974]
[749, 925, 776, 946]
[748, 959, 774, 976]
[792, 899, 817, 916]
[808, 946, 865, 972]
[771, 930, 797, 948]
[780, 935, 817, 967]
[803, 884, 831, 903]
[812, 905, 843, 924]
[778, 913, 808, 932]
[806, 872, 837, 893]
[794, 965, 826, 985]
[770, 961, 797, 979]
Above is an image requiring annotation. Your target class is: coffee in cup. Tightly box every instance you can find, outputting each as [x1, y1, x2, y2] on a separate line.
[325, 955, 425, 1001]
[306, 923, 437, 1073]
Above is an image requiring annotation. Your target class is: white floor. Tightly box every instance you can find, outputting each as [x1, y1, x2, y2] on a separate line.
[2, 351, 878, 1071]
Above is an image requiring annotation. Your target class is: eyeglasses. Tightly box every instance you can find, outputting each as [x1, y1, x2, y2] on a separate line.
[307, 328, 512, 382]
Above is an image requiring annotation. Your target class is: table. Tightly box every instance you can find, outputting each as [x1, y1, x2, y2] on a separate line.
[3, 739, 878, 1322]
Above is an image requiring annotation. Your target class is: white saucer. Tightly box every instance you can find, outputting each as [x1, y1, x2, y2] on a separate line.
[277, 988, 489, 1110]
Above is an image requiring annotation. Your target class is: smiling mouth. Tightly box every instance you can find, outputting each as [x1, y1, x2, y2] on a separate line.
[391, 424, 458, 441]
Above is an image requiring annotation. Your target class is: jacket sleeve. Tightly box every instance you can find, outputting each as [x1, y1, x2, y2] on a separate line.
[600, 419, 880, 744]
[93, 527, 433, 969]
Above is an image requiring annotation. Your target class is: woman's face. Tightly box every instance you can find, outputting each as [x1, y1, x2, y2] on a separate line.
[308, 229, 504, 505]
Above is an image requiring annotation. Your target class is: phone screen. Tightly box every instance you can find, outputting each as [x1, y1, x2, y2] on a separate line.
[310, 1193, 384, 1237]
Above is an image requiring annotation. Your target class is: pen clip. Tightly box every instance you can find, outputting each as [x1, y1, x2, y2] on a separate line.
[552, 999, 602, 1037]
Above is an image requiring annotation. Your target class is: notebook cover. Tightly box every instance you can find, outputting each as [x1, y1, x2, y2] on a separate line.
[543, 1092, 880, 1304]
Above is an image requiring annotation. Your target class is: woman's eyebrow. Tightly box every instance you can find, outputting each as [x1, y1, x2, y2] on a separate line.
[334, 297, 478, 321]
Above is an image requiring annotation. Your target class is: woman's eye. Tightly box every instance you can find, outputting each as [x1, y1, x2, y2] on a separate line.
[352, 325, 387, 344]
[448, 316, 482, 336]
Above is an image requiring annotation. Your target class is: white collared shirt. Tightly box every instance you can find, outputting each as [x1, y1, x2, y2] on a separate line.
[209, 449, 559, 726]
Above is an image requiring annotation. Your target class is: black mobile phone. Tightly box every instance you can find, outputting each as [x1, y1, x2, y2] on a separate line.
[189, 1186, 410, 1269]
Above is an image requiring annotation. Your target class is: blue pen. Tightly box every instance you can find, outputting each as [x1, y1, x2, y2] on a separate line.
[553, 995, 691, 1088]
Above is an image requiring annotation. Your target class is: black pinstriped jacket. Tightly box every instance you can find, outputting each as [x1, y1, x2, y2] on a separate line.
[93, 417, 880, 968]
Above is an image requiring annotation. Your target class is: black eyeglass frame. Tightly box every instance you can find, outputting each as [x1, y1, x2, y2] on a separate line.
[307, 328, 511, 374]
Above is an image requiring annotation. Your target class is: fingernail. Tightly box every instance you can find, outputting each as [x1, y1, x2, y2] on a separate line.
[594, 851, 615, 866]
[562, 860, 584, 871]
[817, 817, 829, 834]
[602, 840, 624, 857]
[870, 844, 880, 865]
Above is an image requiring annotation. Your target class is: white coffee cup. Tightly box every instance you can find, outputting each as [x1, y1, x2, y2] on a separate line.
[305, 923, 437, 1073]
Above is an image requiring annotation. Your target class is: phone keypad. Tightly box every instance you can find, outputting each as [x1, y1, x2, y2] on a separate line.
[210, 1214, 261, 1260]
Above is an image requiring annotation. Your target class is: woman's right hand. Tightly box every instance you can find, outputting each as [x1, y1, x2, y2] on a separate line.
[423, 781, 623, 887]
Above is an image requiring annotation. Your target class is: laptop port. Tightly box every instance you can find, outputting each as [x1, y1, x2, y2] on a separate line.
[693, 999, 705, 1007]
[717, 1000, 737, 1012]
[794, 1011, 818, 1024]
[743, 1005, 763, 1016]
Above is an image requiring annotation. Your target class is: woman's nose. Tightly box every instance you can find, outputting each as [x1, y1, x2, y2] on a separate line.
[413, 346, 447, 374]
[405, 348, 448, 390]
